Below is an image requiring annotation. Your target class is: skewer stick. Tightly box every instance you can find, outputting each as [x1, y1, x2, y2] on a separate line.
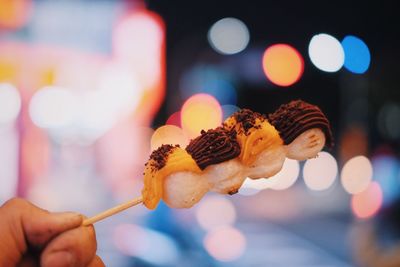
[82, 196, 143, 226]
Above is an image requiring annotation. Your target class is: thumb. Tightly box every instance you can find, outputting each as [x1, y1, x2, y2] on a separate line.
[3, 198, 83, 249]
[22, 210, 83, 248]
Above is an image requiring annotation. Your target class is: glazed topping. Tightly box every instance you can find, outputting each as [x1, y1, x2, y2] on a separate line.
[186, 127, 241, 170]
[225, 108, 266, 135]
[268, 100, 333, 147]
[146, 144, 179, 172]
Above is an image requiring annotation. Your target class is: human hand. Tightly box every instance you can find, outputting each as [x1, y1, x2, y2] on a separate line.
[0, 198, 105, 267]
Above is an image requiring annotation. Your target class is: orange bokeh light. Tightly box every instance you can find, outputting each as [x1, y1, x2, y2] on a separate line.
[181, 94, 222, 138]
[0, 0, 31, 30]
[262, 44, 304, 87]
[150, 125, 189, 150]
[351, 181, 383, 219]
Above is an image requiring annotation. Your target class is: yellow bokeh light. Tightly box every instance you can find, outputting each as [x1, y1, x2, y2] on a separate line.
[150, 125, 189, 150]
[262, 44, 304, 87]
[181, 93, 222, 138]
[341, 155, 373, 194]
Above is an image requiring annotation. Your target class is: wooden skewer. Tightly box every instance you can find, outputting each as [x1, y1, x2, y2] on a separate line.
[82, 196, 143, 226]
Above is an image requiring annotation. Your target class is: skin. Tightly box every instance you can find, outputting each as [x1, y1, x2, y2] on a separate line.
[0, 198, 105, 267]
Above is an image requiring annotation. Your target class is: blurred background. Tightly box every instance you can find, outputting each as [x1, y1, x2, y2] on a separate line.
[1, 0, 400, 266]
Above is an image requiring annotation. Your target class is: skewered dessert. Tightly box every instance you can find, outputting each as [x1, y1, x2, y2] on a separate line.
[268, 100, 333, 161]
[223, 109, 286, 180]
[82, 100, 333, 229]
[141, 100, 333, 210]
[142, 144, 206, 209]
[83, 100, 334, 225]
[143, 128, 242, 209]
[186, 127, 242, 195]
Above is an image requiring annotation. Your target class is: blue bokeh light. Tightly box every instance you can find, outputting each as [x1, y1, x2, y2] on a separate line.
[201, 79, 237, 105]
[341, 35, 371, 74]
[221, 104, 240, 120]
[180, 66, 237, 105]
[372, 155, 400, 206]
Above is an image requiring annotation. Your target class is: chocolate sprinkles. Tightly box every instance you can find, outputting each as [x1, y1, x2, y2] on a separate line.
[225, 108, 266, 135]
[268, 100, 333, 147]
[147, 144, 179, 172]
[186, 127, 241, 170]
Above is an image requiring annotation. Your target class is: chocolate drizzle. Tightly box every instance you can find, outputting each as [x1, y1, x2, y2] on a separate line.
[186, 127, 241, 170]
[225, 109, 266, 135]
[146, 144, 179, 172]
[268, 100, 333, 147]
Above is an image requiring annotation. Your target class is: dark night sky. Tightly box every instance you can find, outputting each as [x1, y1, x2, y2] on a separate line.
[147, 0, 400, 151]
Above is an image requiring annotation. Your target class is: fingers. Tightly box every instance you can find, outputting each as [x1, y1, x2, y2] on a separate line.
[23, 211, 83, 248]
[2, 198, 83, 248]
[41, 225, 97, 267]
[0, 198, 102, 266]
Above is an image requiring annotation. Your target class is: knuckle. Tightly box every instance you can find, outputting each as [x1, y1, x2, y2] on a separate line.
[2, 197, 29, 209]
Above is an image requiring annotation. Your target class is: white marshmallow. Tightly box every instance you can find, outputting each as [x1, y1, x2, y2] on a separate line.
[285, 128, 326, 161]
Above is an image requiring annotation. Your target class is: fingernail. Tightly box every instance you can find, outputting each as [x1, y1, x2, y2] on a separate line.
[54, 212, 83, 225]
[42, 251, 76, 267]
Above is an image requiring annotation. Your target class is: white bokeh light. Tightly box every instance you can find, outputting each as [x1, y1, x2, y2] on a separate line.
[78, 65, 141, 141]
[208, 17, 250, 55]
[204, 226, 246, 262]
[303, 152, 338, 191]
[97, 64, 141, 117]
[239, 159, 300, 193]
[238, 178, 264, 196]
[28, 65, 141, 143]
[264, 158, 300, 190]
[77, 90, 117, 140]
[0, 83, 21, 125]
[341, 155, 373, 194]
[195, 195, 236, 231]
[29, 86, 77, 129]
[308, 33, 344, 72]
